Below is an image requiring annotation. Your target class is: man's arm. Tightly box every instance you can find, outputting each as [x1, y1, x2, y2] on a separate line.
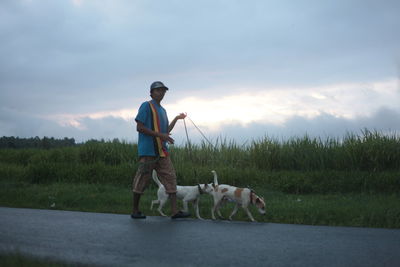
[136, 121, 175, 144]
[168, 113, 187, 133]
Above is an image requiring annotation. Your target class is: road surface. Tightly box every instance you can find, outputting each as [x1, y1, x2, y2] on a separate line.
[0, 207, 399, 266]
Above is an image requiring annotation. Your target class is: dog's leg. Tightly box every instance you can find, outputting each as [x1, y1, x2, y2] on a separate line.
[229, 203, 239, 220]
[214, 197, 228, 219]
[216, 205, 224, 219]
[216, 198, 226, 219]
[182, 200, 189, 213]
[193, 198, 203, 220]
[243, 206, 256, 222]
[211, 194, 225, 220]
[157, 198, 168, 217]
[211, 194, 217, 220]
[150, 199, 159, 210]
[211, 200, 220, 220]
[211, 206, 216, 220]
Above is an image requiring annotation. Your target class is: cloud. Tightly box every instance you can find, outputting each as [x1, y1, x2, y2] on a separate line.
[2, 103, 399, 145]
[2, 77, 399, 143]
[182, 107, 400, 144]
[1, 0, 400, 113]
[1, 0, 399, 143]
[72, 0, 83, 7]
[0, 106, 135, 142]
[165, 79, 400, 130]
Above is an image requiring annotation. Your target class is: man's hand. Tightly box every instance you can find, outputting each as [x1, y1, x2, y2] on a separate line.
[168, 112, 187, 133]
[159, 133, 175, 144]
[137, 122, 175, 144]
[176, 112, 187, 120]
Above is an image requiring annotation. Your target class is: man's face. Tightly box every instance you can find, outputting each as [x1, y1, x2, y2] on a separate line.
[151, 88, 167, 102]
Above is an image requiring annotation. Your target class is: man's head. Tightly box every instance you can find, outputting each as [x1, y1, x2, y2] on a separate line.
[150, 81, 168, 102]
[150, 81, 168, 93]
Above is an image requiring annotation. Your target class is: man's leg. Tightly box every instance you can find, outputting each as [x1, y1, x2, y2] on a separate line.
[169, 193, 190, 218]
[169, 193, 178, 215]
[132, 192, 141, 214]
[131, 192, 146, 219]
[131, 156, 155, 219]
[156, 157, 190, 218]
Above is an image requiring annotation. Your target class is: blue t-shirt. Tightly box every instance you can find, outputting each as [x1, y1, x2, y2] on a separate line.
[135, 100, 169, 157]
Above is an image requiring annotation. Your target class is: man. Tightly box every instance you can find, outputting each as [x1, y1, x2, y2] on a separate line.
[131, 81, 190, 219]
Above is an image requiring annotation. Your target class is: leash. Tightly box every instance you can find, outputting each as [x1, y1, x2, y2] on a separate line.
[185, 116, 216, 149]
[183, 115, 218, 184]
[183, 115, 218, 151]
[183, 116, 199, 184]
[183, 116, 192, 150]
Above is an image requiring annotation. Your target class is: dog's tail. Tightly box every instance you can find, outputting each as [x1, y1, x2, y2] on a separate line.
[152, 170, 162, 187]
[211, 170, 218, 186]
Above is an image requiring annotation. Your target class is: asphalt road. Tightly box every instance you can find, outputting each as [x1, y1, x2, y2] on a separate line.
[0, 207, 399, 267]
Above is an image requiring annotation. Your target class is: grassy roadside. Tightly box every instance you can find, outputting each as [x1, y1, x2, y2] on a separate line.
[0, 252, 92, 267]
[1, 180, 399, 228]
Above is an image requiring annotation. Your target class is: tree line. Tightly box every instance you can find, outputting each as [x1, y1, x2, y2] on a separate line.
[0, 136, 76, 149]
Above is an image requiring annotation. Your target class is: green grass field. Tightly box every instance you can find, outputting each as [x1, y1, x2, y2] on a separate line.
[1, 181, 399, 228]
[1, 131, 399, 228]
[0, 252, 92, 267]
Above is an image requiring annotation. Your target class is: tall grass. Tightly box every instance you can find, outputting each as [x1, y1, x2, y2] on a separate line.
[0, 130, 399, 193]
[249, 129, 400, 171]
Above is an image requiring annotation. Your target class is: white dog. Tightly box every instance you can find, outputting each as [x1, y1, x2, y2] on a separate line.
[150, 170, 213, 219]
[210, 170, 266, 222]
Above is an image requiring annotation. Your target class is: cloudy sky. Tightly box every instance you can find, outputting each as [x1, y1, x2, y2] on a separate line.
[1, 0, 399, 145]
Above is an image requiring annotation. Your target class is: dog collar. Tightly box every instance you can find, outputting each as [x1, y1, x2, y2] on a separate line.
[250, 192, 255, 204]
[197, 184, 204, 194]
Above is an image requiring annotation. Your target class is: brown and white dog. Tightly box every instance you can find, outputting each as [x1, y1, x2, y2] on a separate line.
[150, 170, 213, 219]
[210, 170, 266, 222]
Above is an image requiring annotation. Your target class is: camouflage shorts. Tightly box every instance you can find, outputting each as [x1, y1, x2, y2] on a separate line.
[132, 156, 177, 194]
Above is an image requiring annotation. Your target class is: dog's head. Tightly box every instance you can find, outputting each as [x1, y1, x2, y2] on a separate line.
[199, 183, 214, 195]
[251, 192, 266, 215]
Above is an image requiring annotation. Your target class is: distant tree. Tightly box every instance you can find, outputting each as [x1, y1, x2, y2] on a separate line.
[0, 136, 77, 149]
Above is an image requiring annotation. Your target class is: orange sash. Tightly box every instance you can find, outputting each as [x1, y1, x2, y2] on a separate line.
[148, 101, 168, 157]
